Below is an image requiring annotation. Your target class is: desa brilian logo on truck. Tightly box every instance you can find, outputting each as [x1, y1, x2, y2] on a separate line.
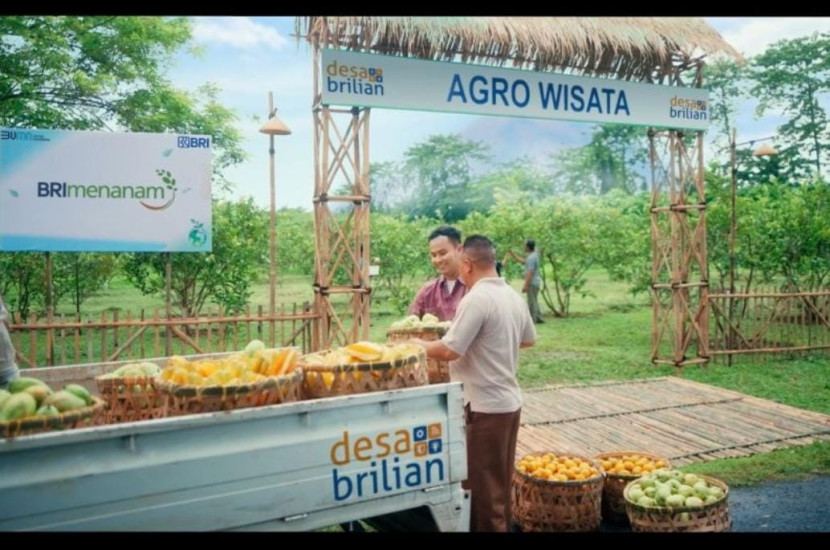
[329, 423, 446, 502]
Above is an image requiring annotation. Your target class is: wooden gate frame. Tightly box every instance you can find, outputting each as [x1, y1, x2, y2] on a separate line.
[309, 24, 712, 364]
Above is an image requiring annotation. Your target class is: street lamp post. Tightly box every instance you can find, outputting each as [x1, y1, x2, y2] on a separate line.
[727, 130, 777, 364]
[259, 92, 291, 347]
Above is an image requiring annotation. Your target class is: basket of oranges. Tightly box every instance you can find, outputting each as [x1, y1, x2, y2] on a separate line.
[594, 451, 672, 523]
[511, 452, 605, 532]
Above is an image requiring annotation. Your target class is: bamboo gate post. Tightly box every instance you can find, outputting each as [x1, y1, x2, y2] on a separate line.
[647, 60, 710, 369]
[728, 129, 738, 366]
[311, 26, 372, 351]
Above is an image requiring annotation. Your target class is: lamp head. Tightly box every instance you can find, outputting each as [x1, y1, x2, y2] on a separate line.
[259, 110, 292, 136]
[752, 143, 778, 157]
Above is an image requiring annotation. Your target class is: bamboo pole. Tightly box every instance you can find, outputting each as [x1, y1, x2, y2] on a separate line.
[113, 309, 120, 351]
[218, 306, 225, 352]
[266, 92, 278, 350]
[232, 308, 239, 352]
[165, 253, 172, 357]
[153, 308, 161, 358]
[73, 312, 81, 364]
[125, 309, 132, 359]
[649, 129, 661, 362]
[710, 344, 830, 355]
[652, 357, 709, 366]
[696, 131, 709, 360]
[709, 291, 830, 298]
[245, 305, 252, 346]
[650, 204, 706, 213]
[140, 309, 146, 358]
[100, 310, 107, 362]
[652, 282, 708, 289]
[257, 304, 264, 341]
[180, 307, 187, 356]
[45, 252, 54, 366]
[86, 313, 93, 364]
[194, 310, 200, 352]
[318, 105, 332, 350]
[108, 326, 148, 362]
[170, 326, 203, 354]
[360, 108, 371, 341]
[205, 307, 212, 354]
[669, 132, 684, 365]
[59, 312, 66, 365]
[8, 311, 318, 330]
[311, 33, 323, 353]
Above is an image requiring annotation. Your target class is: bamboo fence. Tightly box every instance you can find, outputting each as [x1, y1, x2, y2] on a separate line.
[8, 302, 319, 368]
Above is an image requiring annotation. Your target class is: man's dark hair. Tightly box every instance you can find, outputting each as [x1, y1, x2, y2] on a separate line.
[463, 235, 496, 267]
[429, 226, 462, 245]
[526, 239, 536, 251]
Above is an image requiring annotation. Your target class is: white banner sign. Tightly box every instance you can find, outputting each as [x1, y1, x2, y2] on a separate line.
[321, 49, 710, 130]
[0, 128, 212, 252]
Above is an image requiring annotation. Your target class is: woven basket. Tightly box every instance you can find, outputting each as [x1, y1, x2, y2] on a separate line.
[1, 396, 106, 439]
[512, 453, 605, 532]
[157, 369, 304, 416]
[623, 474, 732, 532]
[96, 375, 165, 424]
[385, 327, 449, 384]
[593, 451, 672, 523]
[301, 347, 428, 399]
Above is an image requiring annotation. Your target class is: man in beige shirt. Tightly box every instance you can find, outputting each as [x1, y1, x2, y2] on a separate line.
[413, 235, 536, 532]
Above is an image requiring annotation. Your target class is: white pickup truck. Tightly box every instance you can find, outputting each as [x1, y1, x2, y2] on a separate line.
[0, 358, 470, 531]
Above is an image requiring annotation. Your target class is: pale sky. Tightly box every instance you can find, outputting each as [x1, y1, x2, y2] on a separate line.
[168, 17, 830, 210]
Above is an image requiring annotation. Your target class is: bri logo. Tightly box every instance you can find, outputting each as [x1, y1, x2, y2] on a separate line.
[35, 168, 178, 211]
[329, 423, 445, 502]
[177, 135, 210, 148]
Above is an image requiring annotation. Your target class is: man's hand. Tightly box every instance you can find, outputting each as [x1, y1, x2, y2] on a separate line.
[522, 286, 528, 293]
[409, 338, 461, 362]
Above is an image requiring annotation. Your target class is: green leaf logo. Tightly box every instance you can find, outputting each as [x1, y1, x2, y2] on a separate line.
[162, 148, 173, 157]
[9, 189, 18, 198]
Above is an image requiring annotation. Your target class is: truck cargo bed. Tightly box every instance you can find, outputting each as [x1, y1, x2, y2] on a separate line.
[0, 360, 469, 531]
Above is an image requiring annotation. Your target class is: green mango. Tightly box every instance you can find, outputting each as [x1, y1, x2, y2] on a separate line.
[35, 404, 60, 417]
[139, 362, 162, 376]
[63, 384, 93, 405]
[0, 389, 11, 409]
[44, 390, 87, 412]
[0, 392, 37, 421]
[23, 384, 53, 406]
[8, 377, 48, 394]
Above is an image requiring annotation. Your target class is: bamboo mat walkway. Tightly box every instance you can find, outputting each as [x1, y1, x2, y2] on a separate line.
[516, 377, 830, 466]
